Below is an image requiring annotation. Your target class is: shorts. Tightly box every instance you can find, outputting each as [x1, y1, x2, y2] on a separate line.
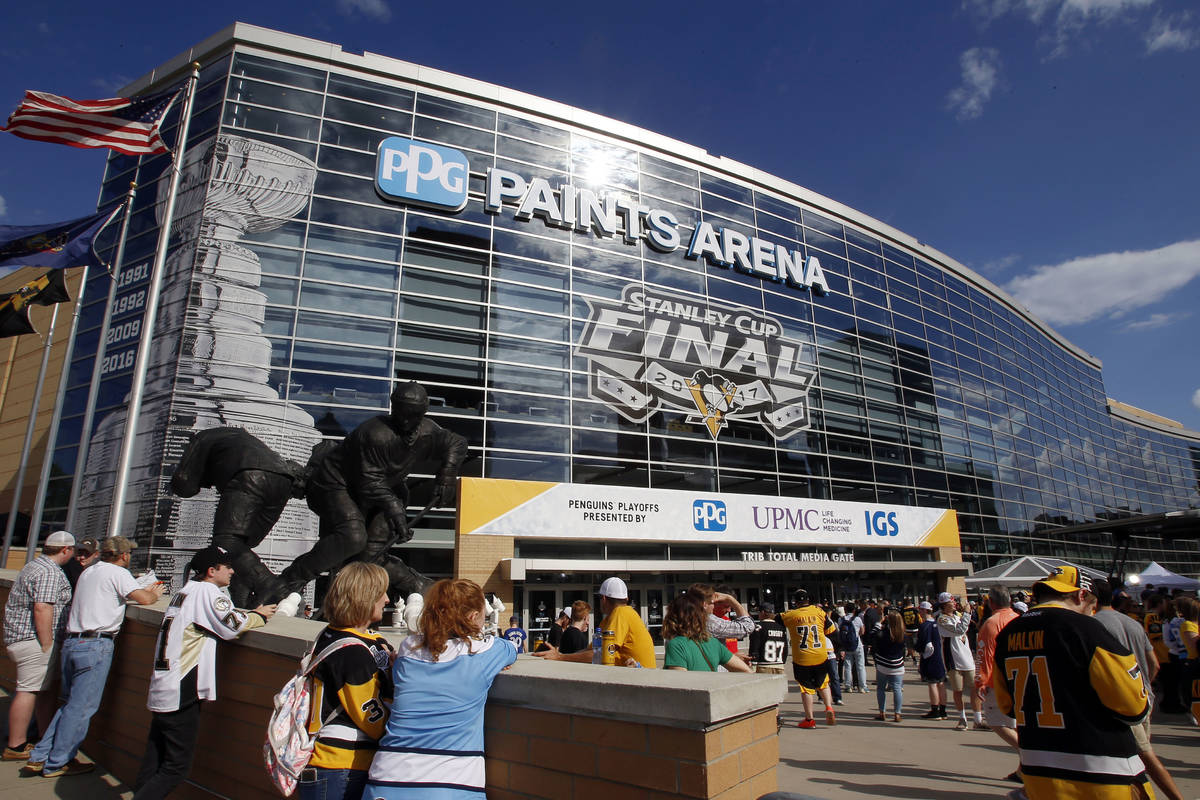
[7, 638, 57, 692]
[1130, 717, 1151, 753]
[755, 664, 785, 675]
[947, 668, 976, 693]
[792, 661, 830, 694]
[982, 688, 1016, 729]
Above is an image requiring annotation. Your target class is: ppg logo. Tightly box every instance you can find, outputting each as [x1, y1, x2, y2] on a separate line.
[375, 137, 469, 211]
[693, 500, 727, 532]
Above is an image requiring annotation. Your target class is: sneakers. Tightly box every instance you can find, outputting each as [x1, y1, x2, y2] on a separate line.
[973, 721, 991, 731]
[920, 709, 941, 719]
[832, 699, 844, 706]
[954, 718, 968, 731]
[798, 718, 816, 729]
[2, 742, 33, 760]
[20, 760, 44, 775]
[825, 707, 837, 726]
[893, 713, 902, 723]
[42, 758, 95, 777]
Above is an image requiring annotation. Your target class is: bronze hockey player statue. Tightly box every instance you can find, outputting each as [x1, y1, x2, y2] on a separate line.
[276, 381, 468, 600]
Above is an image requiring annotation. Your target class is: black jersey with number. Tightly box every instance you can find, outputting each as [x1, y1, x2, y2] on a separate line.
[307, 627, 395, 771]
[748, 619, 789, 666]
[992, 605, 1148, 790]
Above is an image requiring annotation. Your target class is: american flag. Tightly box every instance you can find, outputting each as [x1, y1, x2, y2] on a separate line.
[1, 88, 180, 155]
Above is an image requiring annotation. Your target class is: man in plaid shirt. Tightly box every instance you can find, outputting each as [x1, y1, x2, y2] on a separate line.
[3, 531, 75, 761]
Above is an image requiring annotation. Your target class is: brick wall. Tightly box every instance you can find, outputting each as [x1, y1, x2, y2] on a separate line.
[484, 705, 778, 800]
[454, 531, 515, 607]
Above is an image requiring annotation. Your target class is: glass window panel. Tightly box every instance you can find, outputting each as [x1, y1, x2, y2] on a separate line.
[397, 296, 484, 328]
[573, 458, 650, 487]
[413, 116, 495, 153]
[222, 104, 319, 140]
[486, 453, 568, 482]
[302, 282, 394, 317]
[260, 275, 298, 305]
[396, 324, 483, 357]
[303, 252, 398, 290]
[314, 171, 383, 205]
[327, 73, 413, 110]
[496, 135, 568, 171]
[491, 254, 567, 290]
[493, 230, 567, 264]
[320, 120, 396, 152]
[326, 96, 413, 134]
[288, 372, 389, 406]
[488, 336, 569, 369]
[492, 282, 567, 315]
[226, 78, 324, 114]
[490, 307, 567, 341]
[416, 95, 496, 129]
[232, 54, 326, 91]
[488, 362, 567, 394]
[498, 114, 569, 148]
[298, 311, 391, 346]
[255, 245, 303, 276]
[307, 224, 403, 262]
[401, 267, 486, 301]
[489, 392, 568, 423]
[393, 352, 483, 384]
[641, 173, 698, 207]
[310, 198, 404, 235]
[291, 341, 390, 374]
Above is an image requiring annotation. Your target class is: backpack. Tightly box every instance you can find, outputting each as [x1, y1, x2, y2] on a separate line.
[264, 637, 372, 796]
[838, 615, 860, 651]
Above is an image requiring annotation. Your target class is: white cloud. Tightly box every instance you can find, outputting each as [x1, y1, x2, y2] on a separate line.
[965, 0, 1159, 56]
[946, 48, 1002, 120]
[978, 253, 1021, 276]
[1193, 388, 1200, 411]
[336, 0, 391, 21]
[1120, 311, 1190, 331]
[0, 194, 6, 218]
[36, 22, 49, 34]
[1145, 13, 1198, 52]
[1004, 239, 1200, 326]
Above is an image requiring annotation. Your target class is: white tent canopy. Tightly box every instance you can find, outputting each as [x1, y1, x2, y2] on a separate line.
[966, 556, 1107, 591]
[1126, 562, 1200, 592]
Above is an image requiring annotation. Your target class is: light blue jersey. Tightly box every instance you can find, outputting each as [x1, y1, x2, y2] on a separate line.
[363, 634, 516, 798]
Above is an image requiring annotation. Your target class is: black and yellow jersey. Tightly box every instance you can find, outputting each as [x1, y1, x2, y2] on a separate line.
[307, 627, 394, 770]
[901, 605, 919, 631]
[779, 605, 837, 667]
[992, 605, 1149, 795]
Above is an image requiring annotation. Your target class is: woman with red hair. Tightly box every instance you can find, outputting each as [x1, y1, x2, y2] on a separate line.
[362, 579, 517, 798]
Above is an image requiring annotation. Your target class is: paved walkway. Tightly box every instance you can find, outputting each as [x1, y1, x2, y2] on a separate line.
[3, 674, 1198, 799]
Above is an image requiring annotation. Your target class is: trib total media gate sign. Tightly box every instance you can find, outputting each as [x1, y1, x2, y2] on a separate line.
[457, 478, 960, 551]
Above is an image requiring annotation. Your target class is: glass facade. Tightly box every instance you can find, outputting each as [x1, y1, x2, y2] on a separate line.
[46, 34, 1200, 580]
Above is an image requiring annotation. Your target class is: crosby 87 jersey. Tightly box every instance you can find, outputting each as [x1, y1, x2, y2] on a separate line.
[148, 579, 266, 712]
[748, 619, 789, 666]
[780, 605, 836, 666]
[992, 605, 1149, 797]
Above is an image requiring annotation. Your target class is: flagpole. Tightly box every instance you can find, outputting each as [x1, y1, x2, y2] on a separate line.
[1, 302, 62, 568]
[107, 63, 199, 538]
[66, 182, 137, 531]
[25, 264, 91, 562]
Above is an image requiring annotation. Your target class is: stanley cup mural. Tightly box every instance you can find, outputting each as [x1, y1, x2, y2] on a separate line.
[74, 133, 322, 588]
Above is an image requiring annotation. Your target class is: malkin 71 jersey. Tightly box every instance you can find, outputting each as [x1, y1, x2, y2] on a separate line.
[780, 605, 836, 667]
[992, 604, 1149, 798]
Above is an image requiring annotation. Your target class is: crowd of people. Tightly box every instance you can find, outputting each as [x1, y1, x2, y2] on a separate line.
[6, 540, 1199, 800]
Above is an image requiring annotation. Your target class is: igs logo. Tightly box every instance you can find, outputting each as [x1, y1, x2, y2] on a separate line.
[376, 137, 469, 211]
[693, 499, 727, 532]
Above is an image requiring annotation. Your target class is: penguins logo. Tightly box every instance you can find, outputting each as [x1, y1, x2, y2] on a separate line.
[685, 371, 740, 437]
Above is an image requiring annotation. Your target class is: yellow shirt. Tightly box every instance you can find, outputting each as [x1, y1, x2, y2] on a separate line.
[1182, 620, 1199, 660]
[1144, 612, 1169, 663]
[779, 605, 837, 666]
[600, 604, 657, 668]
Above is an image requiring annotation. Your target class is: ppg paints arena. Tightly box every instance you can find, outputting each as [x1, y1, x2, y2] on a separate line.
[42, 24, 1200, 639]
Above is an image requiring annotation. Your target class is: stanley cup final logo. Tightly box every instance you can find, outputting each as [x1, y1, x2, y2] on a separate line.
[576, 285, 816, 440]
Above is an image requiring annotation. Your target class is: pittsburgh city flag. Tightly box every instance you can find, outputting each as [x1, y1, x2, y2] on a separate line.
[0, 208, 116, 337]
[1, 88, 179, 155]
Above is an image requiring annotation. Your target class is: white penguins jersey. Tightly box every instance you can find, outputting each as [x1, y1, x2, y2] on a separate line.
[147, 579, 265, 712]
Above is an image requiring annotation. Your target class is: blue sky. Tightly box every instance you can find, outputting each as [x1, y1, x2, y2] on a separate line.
[2, 0, 1198, 430]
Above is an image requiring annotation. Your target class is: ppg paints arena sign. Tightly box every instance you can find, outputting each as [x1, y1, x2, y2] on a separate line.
[376, 137, 828, 440]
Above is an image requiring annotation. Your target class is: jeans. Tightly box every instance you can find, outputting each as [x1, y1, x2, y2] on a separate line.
[132, 702, 202, 800]
[298, 767, 369, 800]
[876, 672, 904, 714]
[846, 644, 865, 690]
[30, 636, 114, 769]
[825, 659, 842, 702]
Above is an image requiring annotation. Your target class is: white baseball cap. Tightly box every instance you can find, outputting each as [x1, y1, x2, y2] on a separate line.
[936, 591, 954, 605]
[558, 607, 572, 619]
[44, 531, 75, 547]
[918, 601, 933, 611]
[599, 577, 628, 600]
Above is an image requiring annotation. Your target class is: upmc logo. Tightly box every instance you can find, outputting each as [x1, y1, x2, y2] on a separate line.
[375, 137, 469, 211]
[693, 499, 727, 532]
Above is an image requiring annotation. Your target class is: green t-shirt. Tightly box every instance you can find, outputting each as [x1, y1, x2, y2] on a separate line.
[664, 635, 733, 672]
